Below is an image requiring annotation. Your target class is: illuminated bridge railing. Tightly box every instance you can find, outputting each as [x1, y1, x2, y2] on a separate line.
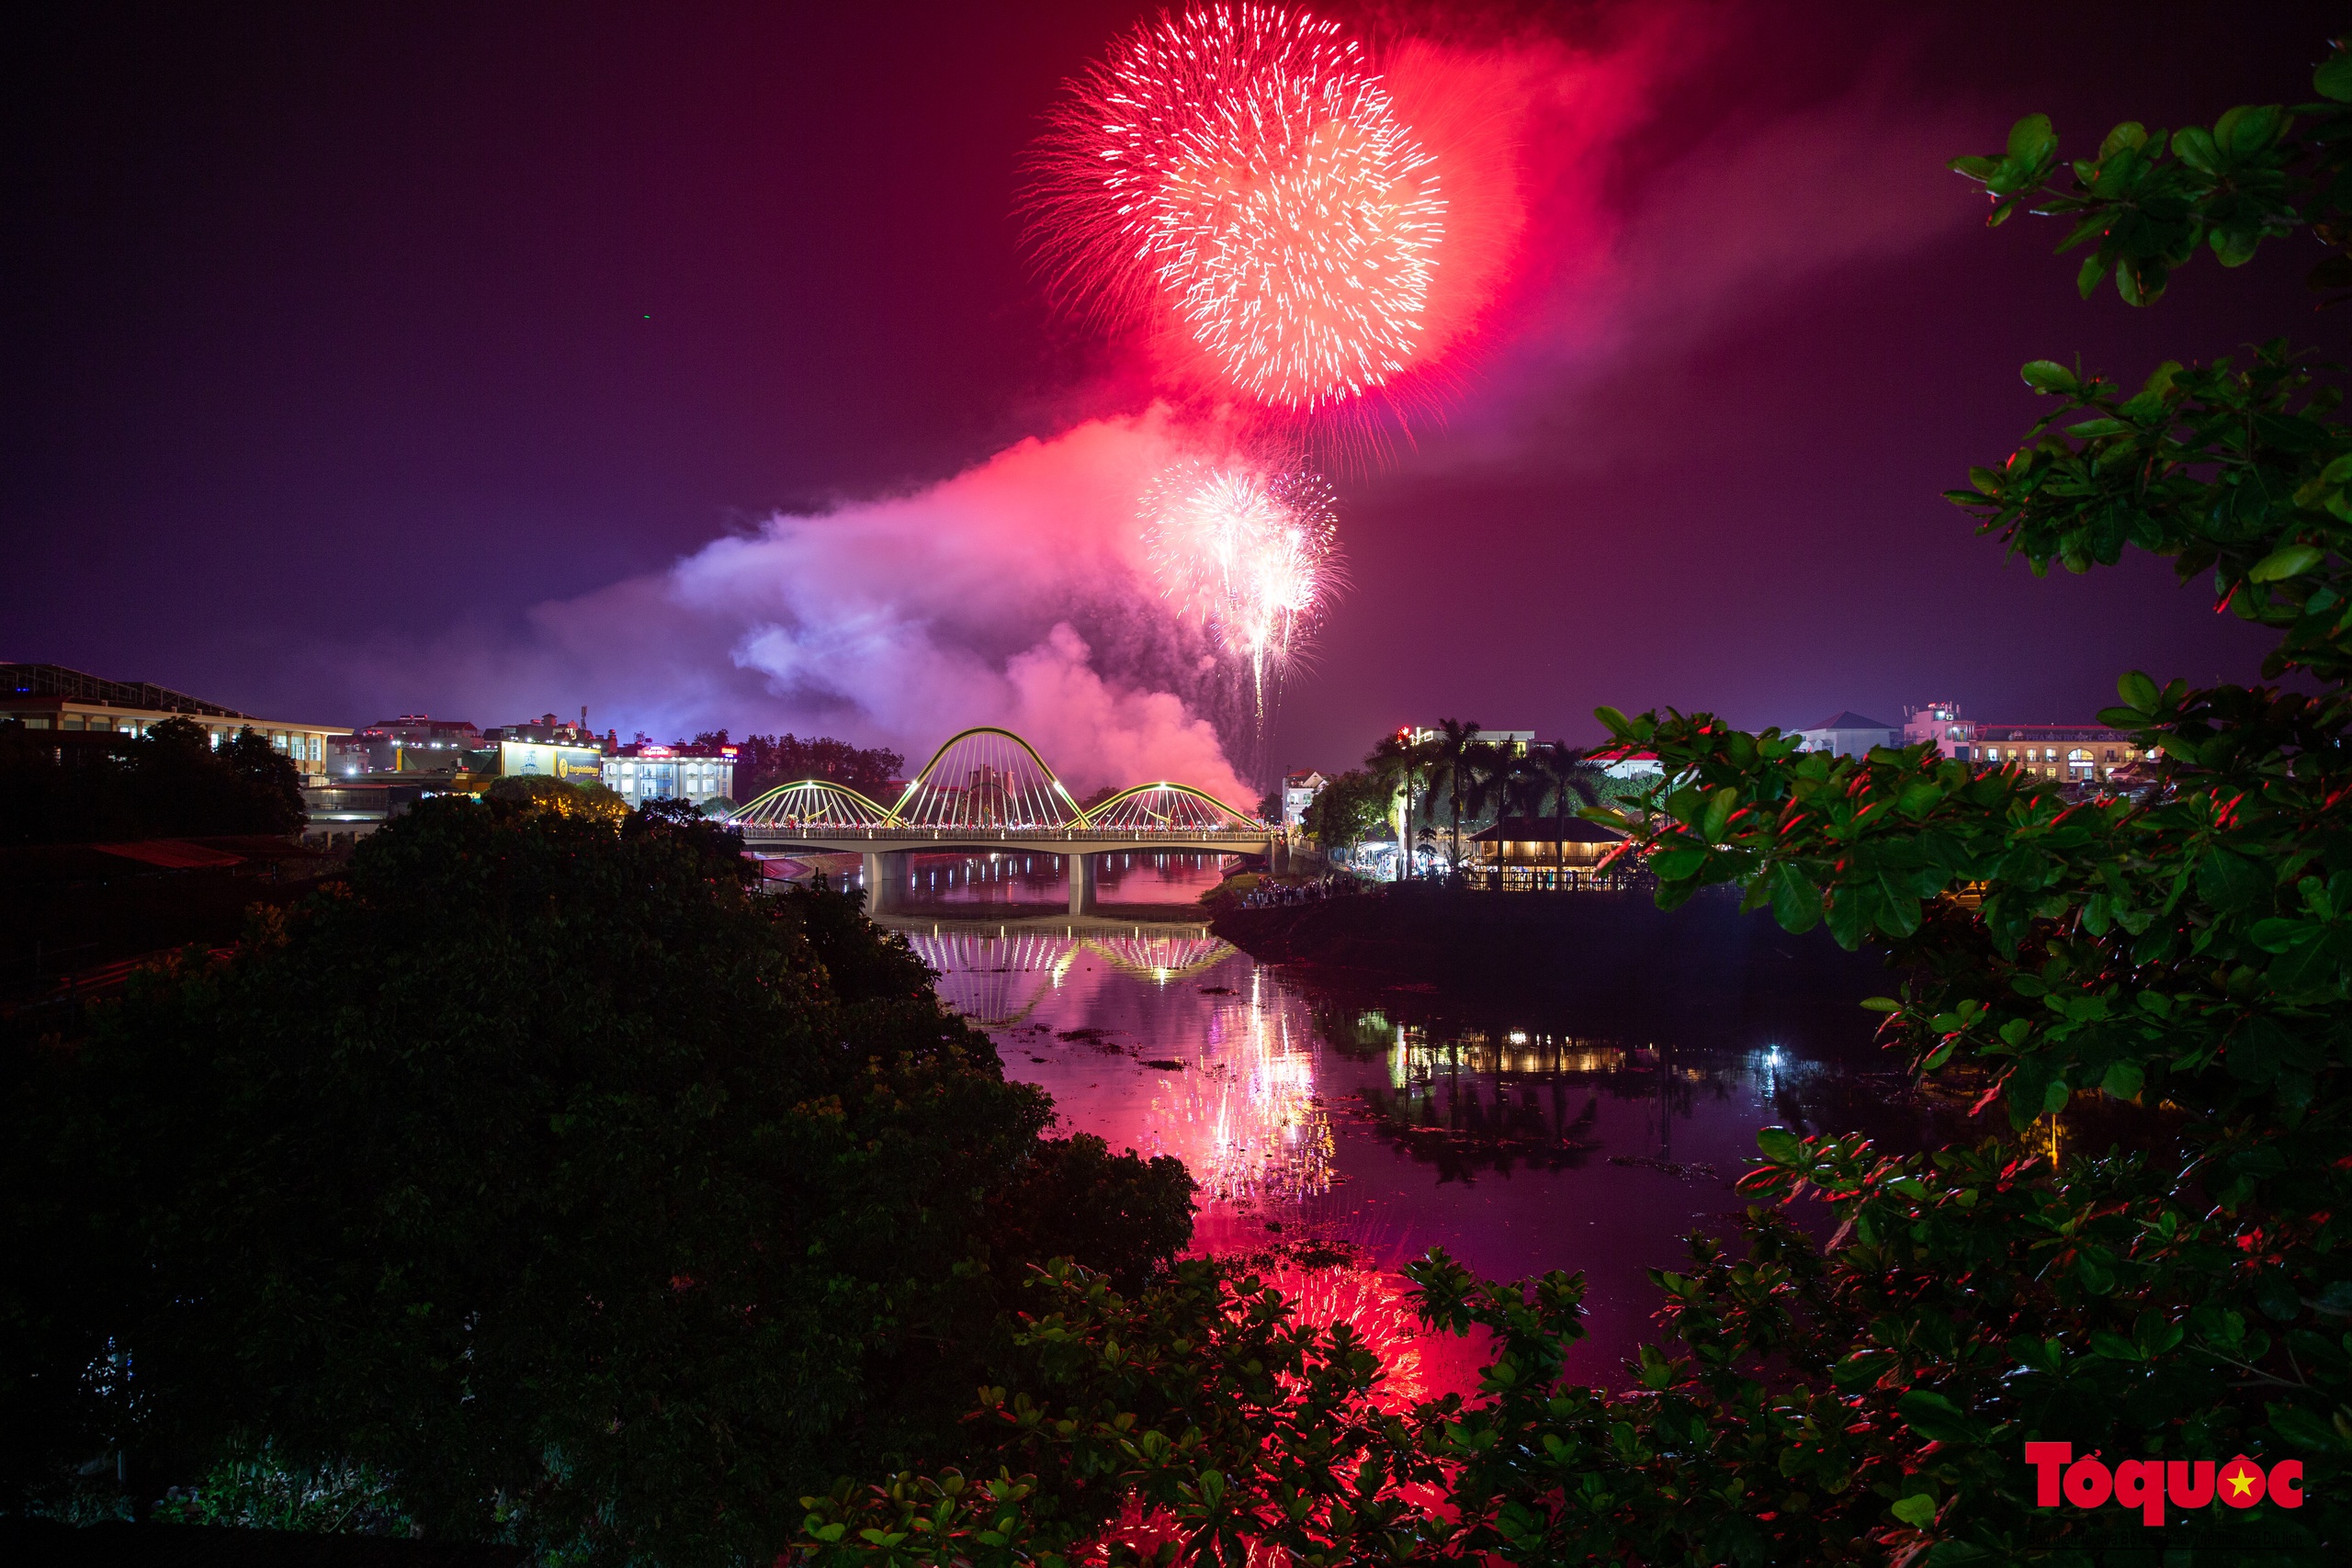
[730, 826, 1269, 842]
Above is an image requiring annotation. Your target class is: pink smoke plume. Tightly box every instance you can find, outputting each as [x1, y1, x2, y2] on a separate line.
[442, 410, 1255, 805]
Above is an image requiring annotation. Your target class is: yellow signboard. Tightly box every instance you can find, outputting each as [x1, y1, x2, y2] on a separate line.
[499, 741, 604, 783]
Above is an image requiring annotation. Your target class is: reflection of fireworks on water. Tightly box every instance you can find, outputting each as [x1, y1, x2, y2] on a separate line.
[1259, 1264, 1428, 1407]
[1028, 5, 1444, 411]
[1141, 457, 1340, 738]
[1078, 1264, 1430, 1568]
[1148, 969, 1331, 1209]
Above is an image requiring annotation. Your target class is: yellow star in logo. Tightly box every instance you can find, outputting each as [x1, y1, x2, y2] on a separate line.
[2225, 1466, 2257, 1499]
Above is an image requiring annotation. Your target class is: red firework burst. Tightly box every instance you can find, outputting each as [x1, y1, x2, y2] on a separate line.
[1030, 6, 1447, 411]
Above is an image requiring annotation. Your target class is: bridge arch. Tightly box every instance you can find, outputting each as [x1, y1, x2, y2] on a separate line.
[893, 727, 1083, 829]
[1080, 781, 1261, 833]
[728, 779, 901, 829]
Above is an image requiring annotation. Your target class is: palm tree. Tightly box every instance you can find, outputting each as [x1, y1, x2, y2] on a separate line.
[1366, 730, 1432, 880]
[1510, 742, 1611, 889]
[1419, 718, 1489, 876]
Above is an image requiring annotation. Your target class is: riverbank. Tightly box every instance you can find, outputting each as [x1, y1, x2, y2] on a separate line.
[1209, 882, 1890, 1032]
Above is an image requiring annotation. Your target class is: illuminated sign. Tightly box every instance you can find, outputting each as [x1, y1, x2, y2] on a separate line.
[499, 740, 604, 784]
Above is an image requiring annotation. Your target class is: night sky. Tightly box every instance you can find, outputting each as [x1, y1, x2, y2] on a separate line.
[6, 2, 2341, 784]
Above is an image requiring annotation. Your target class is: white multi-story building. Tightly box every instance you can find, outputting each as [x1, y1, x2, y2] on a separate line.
[601, 744, 736, 807]
[1279, 770, 1328, 828]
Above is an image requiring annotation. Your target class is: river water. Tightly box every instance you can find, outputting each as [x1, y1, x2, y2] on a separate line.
[870, 851, 1936, 1388]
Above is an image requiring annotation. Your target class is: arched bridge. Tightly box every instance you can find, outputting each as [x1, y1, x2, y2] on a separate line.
[724, 727, 1273, 914]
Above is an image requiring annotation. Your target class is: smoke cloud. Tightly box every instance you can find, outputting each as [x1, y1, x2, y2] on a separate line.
[443, 410, 1255, 804]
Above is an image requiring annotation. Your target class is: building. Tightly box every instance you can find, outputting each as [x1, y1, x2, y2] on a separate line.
[1408, 726, 1535, 755]
[1796, 710, 1904, 757]
[1280, 770, 1328, 829]
[300, 779, 440, 848]
[1471, 816, 1629, 889]
[0, 661, 348, 784]
[1902, 701, 1970, 754]
[601, 743, 736, 807]
[489, 709, 605, 747]
[1901, 701, 2145, 784]
[1599, 750, 1664, 783]
[1962, 725, 2145, 784]
[333, 715, 492, 777]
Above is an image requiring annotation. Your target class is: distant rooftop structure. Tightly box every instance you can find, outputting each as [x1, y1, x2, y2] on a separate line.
[1, 661, 250, 718]
[0, 662, 347, 782]
[1796, 710, 1905, 759]
[488, 708, 601, 748]
[334, 715, 492, 779]
[1407, 726, 1536, 755]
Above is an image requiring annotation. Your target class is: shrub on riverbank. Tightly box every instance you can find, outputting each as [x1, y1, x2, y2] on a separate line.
[2, 793, 1192, 1562]
[797, 46, 2352, 1567]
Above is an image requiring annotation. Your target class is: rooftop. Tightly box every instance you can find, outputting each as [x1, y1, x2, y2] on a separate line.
[1, 661, 250, 718]
[1471, 817, 1627, 844]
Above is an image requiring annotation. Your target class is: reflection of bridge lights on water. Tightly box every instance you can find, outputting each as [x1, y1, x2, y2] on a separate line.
[900, 923, 1238, 1027]
[904, 928, 1080, 1027]
[897, 920, 1332, 1216]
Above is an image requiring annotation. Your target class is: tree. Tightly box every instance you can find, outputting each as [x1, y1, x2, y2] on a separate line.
[793, 40, 2352, 1568]
[733, 734, 906, 805]
[4, 795, 1193, 1562]
[1364, 730, 1431, 879]
[483, 771, 628, 826]
[0, 716, 301, 845]
[143, 720, 304, 837]
[1299, 769, 1390, 856]
[1417, 719, 1498, 874]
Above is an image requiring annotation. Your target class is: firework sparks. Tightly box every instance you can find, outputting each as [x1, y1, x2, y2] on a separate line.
[1140, 457, 1339, 718]
[1030, 6, 1446, 411]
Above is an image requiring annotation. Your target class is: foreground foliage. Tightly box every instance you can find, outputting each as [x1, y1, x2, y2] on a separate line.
[800, 44, 2352, 1568]
[3, 795, 1191, 1563]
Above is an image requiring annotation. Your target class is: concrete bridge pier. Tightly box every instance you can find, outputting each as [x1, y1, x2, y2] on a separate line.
[1068, 852, 1098, 917]
[862, 851, 907, 915]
